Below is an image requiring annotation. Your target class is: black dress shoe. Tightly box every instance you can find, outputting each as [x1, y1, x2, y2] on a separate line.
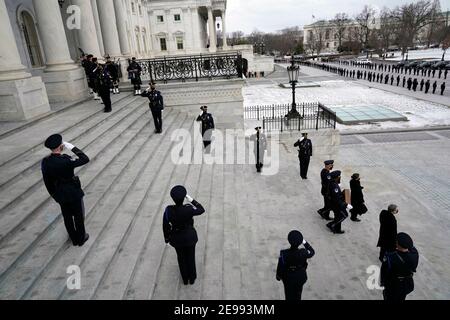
[78, 233, 90, 247]
[183, 279, 189, 285]
[333, 230, 345, 234]
[351, 218, 361, 222]
[189, 279, 196, 285]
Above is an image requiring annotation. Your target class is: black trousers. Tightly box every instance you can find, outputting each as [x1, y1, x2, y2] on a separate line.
[319, 195, 331, 217]
[328, 208, 347, 232]
[150, 108, 162, 132]
[299, 156, 310, 178]
[175, 245, 197, 283]
[60, 199, 86, 245]
[383, 278, 413, 301]
[99, 90, 112, 112]
[131, 78, 141, 91]
[282, 277, 306, 300]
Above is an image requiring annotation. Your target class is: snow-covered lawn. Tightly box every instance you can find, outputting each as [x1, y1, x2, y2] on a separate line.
[244, 80, 450, 132]
[382, 48, 447, 62]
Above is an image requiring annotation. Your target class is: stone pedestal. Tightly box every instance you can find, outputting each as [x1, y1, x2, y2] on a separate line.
[42, 68, 88, 103]
[160, 78, 244, 129]
[0, 77, 50, 121]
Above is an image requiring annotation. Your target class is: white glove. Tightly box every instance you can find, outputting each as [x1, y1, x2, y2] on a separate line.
[347, 204, 353, 210]
[302, 239, 306, 245]
[63, 141, 75, 151]
[186, 195, 194, 203]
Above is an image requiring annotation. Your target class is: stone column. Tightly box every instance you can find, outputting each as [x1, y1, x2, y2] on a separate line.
[113, 0, 131, 56]
[97, 0, 122, 56]
[207, 7, 216, 53]
[0, 0, 50, 120]
[32, 0, 88, 103]
[91, 0, 105, 56]
[221, 10, 228, 50]
[32, 0, 78, 72]
[72, 0, 101, 57]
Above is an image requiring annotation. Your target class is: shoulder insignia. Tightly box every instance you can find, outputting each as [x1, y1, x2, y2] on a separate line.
[334, 188, 339, 193]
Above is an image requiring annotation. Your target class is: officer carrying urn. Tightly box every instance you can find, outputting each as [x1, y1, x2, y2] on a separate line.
[294, 133, 313, 179]
[276, 230, 315, 300]
[326, 171, 351, 234]
[163, 186, 205, 285]
[41, 134, 90, 246]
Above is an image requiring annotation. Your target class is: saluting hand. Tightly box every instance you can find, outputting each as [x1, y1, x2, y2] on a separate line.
[185, 195, 194, 203]
[63, 141, 75, 151]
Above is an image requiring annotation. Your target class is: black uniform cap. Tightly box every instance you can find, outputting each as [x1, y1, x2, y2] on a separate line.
[44, 134, 63, 150]
[170, 185, 187, 203]
[397, 232, 414, 250]
[324, 160, 334, 165]
[288, 230, 303, 247]
[330, 170, 341, 179]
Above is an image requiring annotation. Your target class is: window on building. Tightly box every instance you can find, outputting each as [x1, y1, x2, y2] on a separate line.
[136, 33, 141, 53]
[157, 15, 164, 23]
[131, 2, 136, 14]
[326, 42, 329, 48]
[160, 38, 167, 51]
[21, 11, 43, 68]
[138, 5, 142, 16]
[176, 36, 184, 50]
[325, 29, 330, 40]
[174, 14, 181, 21]
[143, 35, 147, 53]
[334, 42, 337, 47]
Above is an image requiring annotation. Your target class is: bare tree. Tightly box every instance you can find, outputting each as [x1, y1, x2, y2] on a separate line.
[229, 30, 247, 45]
[392, 0, 439, 59]
[333, 12, 349, 51]
[355, 5, 377, 55]
[378, 7, 398, 56]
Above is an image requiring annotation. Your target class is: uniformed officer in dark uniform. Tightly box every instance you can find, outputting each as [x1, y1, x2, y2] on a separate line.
[127, 57, 142, 95]
[250, 127, 267, 173]
[317, 160, 334, 221]
[97, 64, 113, 113]
[141, 82, 164, 133]
[41, 134, 90, 246]
[196, 106, 215, 152]
[294, 133, 313, 179]
[105, 55, 120, 94]
[381, 232, 419, 301]
[163, 186, 205, 285]
[326, 171, 350, 234]
[276, 230, 315, 300]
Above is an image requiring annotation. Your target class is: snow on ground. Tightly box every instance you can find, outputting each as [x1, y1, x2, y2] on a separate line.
[244, 79, 450, 132]
[382, 48, 447, 61]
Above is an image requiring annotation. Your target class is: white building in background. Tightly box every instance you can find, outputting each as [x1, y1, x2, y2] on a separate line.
[1, 0, 242, 121]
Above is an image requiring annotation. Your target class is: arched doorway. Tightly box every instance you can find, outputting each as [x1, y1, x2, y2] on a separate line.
[20, 11, 43, 68]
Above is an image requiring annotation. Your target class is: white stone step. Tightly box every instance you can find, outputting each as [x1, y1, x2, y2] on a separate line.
[0, 103, 149, 244]
[201, 162, 225, 299]
[0, 97, 144, 213]
[0, 94, 132, 167]
[0, 111, 178, 299]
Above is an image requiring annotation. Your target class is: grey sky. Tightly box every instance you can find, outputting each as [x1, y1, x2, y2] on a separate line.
[226, 0, 450, 34]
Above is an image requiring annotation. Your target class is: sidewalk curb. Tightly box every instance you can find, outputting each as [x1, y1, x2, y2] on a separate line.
[341, 125, 450, 135]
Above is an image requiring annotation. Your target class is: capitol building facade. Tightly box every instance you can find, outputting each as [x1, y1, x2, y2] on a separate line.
[0, 0, 234, 121]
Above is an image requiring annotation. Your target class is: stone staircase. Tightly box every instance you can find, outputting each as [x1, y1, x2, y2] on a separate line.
[1, 93, 448, 300]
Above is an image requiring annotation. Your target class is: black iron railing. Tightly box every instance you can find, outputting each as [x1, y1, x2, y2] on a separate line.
[244, 102, 336, 132]
[136, 52, 243, 83]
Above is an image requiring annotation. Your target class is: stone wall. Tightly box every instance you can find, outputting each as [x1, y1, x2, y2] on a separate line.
[156, 78, 244, 129]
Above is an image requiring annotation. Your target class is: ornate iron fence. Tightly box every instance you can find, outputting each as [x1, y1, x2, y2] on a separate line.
[244, 102, 336, 132]
[136, 52, 243, 83]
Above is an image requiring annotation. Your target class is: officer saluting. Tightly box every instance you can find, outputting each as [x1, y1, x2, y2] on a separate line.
[381, 232, 419, 301]
[326, 171, 351, 234]
[163, 186, 205, 285]
[141, 82, 164, 134]
[196, 106, 215, 152]
[276, 230, 315, 300]
[317, 160, 334, 221]
[294, 133, 313, 179]
[41, 134, 90, 246]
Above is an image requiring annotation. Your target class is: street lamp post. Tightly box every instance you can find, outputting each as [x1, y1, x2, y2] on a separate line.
[286, 57, 301, 119]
